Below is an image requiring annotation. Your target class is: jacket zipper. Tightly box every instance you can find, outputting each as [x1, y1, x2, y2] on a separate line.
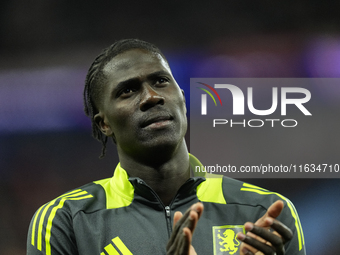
[164, 205, 172, 237]
[136, 178, 199, 238]
[136, 179, 174, 237]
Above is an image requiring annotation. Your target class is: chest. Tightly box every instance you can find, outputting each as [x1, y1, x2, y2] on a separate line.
[72, 202, 264, 255]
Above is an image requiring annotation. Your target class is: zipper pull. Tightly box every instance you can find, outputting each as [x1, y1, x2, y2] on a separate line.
[165, 206, 171, 217]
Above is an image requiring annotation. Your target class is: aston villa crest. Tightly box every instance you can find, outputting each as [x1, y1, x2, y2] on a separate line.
[212, 225, 244, 255]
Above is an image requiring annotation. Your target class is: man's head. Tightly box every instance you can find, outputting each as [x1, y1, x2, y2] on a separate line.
[83, 39, 187, 159]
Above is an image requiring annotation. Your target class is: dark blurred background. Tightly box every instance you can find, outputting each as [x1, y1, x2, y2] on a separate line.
[1, 1, 340, 254]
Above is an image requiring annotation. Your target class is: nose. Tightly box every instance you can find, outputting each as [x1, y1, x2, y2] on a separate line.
[139, 85, 165, 111]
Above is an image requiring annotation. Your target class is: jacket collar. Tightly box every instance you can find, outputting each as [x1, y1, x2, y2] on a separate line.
[110, 154, 206, 203]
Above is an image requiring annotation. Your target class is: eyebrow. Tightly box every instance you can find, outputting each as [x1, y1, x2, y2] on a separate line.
[146, 70, 171, 80]
[112, 78, 139, 98]
[111, 70, 171, 97]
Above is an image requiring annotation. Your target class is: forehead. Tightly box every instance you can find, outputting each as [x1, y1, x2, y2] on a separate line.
[103, 49, 171, 84]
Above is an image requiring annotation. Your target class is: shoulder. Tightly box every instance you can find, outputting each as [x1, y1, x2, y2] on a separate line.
[221, 177, 283, 209]
[27, 179, 109, 254]
[200, 174, 300, 224]
[220, 176, 305, 253]
[34, 178, 109, 220]
[198, 174, 283, 209]
[221, 176, 300, 222]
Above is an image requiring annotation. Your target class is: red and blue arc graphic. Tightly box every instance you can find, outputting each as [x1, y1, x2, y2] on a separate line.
[196, 82, 223, 106]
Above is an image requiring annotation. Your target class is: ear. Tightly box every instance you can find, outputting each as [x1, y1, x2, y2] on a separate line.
[94, 112, 114, 137]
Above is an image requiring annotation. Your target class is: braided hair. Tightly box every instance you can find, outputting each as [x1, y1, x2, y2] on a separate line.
[83, 39, 168, 158]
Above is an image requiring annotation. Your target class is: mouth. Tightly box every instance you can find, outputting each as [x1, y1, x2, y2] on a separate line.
[140, 113, 173, 129]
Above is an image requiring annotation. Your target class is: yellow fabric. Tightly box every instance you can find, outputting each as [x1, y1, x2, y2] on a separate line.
[95, 154, 227, 208]
[94, 163, 134, 209]
[196, 175, 226, 204]
[31, 189, 93, 255]
[189, 154, 226, 204]
[112, 236, 133, 255]
[240, 184, 305, 251]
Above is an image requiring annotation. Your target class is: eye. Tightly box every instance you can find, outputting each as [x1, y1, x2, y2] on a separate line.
[156, 77, 170, 85]
[117, 87, 138, 98]
[122, 88, 135, 94]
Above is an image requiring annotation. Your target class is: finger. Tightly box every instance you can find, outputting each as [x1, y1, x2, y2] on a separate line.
[181, 227, 192, 253]
[167, 227, 193, 254]
[256, 217, 293, 243]
[238, 232, 276, 255]
[171, 208, 191, 241]
[173, 211, 183, 227]
[173, 208, 191, 230]
[255, 200, 284, 227]
[238, 242, 256, 255]
[167, 211, 187, 250]
[180, 208, 198, 233]
[244, 220, 292, 255]
[247, 223, 283, 248]
[238, 235, 261, 255]
[267, 200, 284, 218]
[187, 203, 204, 233]
[173, 202, 203, 233]
[244, 227, 267, 244]
[270, 219, 293, 243]
[191, 202, 204, 220]
[177, 210, 198, 238]
[167, 203, 202, 250]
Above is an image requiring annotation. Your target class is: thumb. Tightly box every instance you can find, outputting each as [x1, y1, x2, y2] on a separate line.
[255, 200, 284, 227]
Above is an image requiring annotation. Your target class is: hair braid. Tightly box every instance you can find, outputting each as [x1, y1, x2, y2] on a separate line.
[84, 51, 109, 158]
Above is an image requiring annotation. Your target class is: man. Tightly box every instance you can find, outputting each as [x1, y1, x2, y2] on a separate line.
[27, 39, 306, 255]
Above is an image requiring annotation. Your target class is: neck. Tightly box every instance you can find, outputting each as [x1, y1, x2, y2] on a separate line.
[118, 139, 190, 205]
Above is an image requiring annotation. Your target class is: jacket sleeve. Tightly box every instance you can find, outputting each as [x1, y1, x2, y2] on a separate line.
[278, 199, 306, 255]
[27, 202, 78, 255]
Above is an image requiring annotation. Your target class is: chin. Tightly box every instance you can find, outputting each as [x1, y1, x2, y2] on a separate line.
[145, 136, 180, 148]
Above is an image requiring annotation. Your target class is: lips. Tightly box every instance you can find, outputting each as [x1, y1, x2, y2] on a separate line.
[140, 113, 173, 128]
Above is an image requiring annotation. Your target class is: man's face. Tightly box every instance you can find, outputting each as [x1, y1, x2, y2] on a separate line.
[95, 49, 187, 156]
